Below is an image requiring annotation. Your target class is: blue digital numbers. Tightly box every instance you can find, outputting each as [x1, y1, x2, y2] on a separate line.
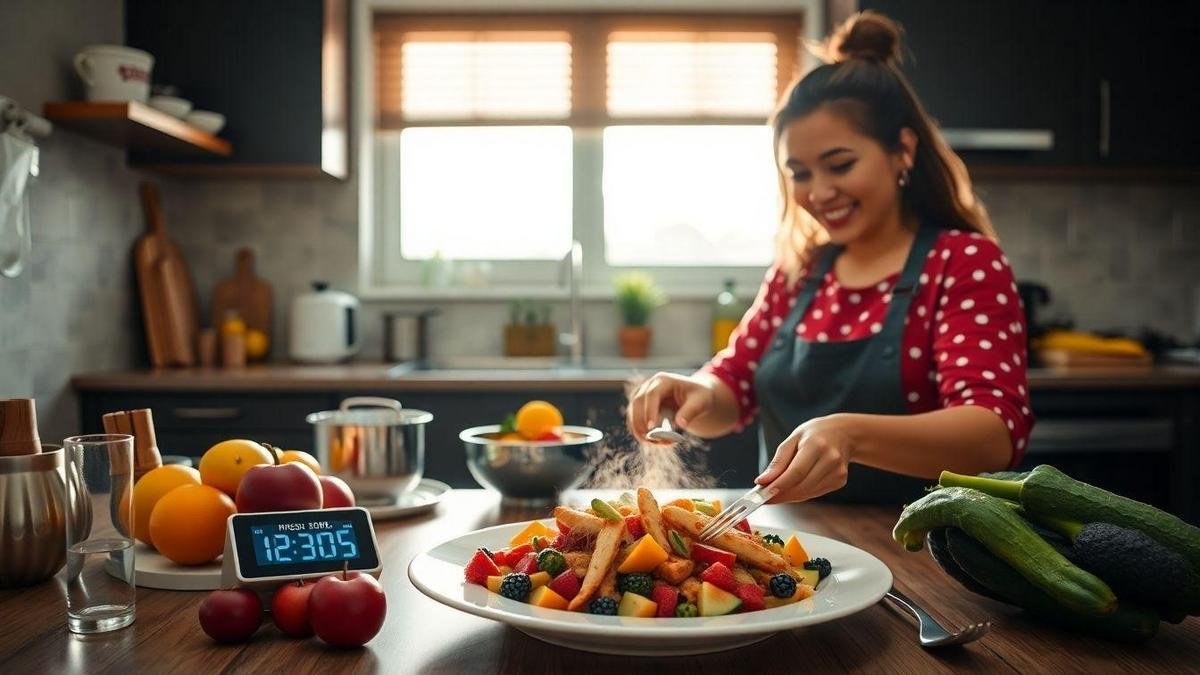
[252, 519, 361, 567]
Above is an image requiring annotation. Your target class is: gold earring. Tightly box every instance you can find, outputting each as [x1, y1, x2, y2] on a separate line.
[898, 168, 910, 187]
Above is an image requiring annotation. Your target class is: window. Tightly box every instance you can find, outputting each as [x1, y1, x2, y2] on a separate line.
[368, 14, 805, 296]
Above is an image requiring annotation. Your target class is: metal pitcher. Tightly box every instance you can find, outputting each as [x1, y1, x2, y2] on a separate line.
[0, 447, 90, 587]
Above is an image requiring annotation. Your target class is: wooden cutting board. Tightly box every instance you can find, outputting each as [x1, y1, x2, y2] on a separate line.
[211, 247, 272, 335]
[1037, 348, 1153, 368]
[135, 182, 199, 367]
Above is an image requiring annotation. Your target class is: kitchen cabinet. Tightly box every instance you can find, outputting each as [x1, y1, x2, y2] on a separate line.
[858, 0, 1200, 172]
[123, 0, 347, 178]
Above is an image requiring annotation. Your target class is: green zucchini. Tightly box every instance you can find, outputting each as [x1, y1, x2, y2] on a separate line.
[893, 487, 1117, 616]
[942, 527, 1159, 643]
[940, 465, 1200, 576]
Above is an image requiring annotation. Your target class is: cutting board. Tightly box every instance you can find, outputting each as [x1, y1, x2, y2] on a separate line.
[211, 248, 273, 336]
[1038, 348, 1153, 368]
[135, 182, 199, 367]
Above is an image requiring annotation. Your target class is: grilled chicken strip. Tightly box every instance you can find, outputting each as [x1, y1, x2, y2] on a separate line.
[660, 505, 788, 573]
[636, 487, 671, 551]
[567, 521, 624, 611]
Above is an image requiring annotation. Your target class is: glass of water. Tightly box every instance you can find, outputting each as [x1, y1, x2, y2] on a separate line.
[63, 434, 136, 634]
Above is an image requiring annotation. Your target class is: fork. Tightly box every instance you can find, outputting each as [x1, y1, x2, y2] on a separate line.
[697, 483, 780, 541]
[883, 588, 991, 648]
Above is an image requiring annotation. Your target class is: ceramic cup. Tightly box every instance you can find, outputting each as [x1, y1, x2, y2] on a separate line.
[73, 45, 154, 103]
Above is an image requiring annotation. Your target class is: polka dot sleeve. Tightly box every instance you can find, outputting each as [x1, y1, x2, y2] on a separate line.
[702, 264, 793, 430]
[929, 235, 1034, 466]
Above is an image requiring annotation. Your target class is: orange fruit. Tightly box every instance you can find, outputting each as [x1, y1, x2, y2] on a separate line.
[199, 439, 274, 497]
[280, 449, 321, 474]
[131, 465, 202, 547]
[514, 400, 564, 440]
[245, 329, 270, 361]
[149, 484, 235, 565]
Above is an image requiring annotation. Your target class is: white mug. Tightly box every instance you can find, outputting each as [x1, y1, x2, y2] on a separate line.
[73, 45, 154, 103]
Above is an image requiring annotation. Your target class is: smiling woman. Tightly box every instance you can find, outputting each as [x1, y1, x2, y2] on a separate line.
[627, 11, 1033, 505]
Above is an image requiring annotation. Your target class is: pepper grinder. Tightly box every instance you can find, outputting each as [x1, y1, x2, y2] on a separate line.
[102, 409, 164, 481]
[0, 398, 41, 456]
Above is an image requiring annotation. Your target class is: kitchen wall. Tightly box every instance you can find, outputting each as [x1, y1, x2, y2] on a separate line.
[0, 0, 144, 441]
[163, 176, 1200, 366]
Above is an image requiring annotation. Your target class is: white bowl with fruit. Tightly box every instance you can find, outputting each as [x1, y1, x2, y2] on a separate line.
[408, 489, 893, 656]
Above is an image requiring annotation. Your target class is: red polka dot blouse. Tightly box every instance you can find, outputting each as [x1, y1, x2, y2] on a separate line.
[704, 229, 1034, 468]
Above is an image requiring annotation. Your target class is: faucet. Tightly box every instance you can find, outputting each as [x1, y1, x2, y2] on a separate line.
[559, 240, 585, 367]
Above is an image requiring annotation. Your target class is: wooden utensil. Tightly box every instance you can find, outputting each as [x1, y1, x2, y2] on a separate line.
[0, 398, 41, 456]
[135, 182, 199, 367]
[102, 409, 163, 481]
[211, 247, 273, 337]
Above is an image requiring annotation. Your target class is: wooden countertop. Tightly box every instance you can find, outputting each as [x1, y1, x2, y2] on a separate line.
[70, 363, 1200, 393]
[1, 489, 1196, 672]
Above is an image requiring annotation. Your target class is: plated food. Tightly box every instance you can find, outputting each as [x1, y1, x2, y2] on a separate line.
[461, 488, 832, 617]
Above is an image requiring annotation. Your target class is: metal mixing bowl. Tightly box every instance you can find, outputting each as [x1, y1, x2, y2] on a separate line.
[460, 425, 604, 505]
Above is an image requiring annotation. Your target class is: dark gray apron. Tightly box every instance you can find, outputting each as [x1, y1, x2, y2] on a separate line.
[752, 223, 939, 504]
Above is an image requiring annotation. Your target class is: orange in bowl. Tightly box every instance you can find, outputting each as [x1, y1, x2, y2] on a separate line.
[131, 465, 202, 547]
[199, 439, 274, 497]
[149, 484, 236, 565]
[514, 401, 564, 440]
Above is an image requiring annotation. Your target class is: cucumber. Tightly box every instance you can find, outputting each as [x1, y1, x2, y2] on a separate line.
[926, 529, 1006, 603]
[943, 527, 1158, 643]
[893, 487, 1117, 616]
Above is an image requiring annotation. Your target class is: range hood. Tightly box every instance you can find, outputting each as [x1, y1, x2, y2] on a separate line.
[941, 128, 1054, 151]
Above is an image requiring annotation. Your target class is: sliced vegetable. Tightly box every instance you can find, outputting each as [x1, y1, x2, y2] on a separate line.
[668, 529, 690, 557]
[693, 500, 718, 517]
[591, 498, 623, 522]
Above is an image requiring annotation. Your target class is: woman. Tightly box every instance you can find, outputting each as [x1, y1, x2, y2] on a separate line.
[627, 12, 1033, 504]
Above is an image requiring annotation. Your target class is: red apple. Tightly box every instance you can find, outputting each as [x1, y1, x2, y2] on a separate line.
[309, 570, 387, 648]
[271, 581, 315, 637]
[236, 454, 323, 513]
[319, 475, 356, 509]
[199, 588, 263, 644]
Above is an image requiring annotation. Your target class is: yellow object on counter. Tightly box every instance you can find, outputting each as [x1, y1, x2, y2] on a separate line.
[1032, 330, 1148, 358]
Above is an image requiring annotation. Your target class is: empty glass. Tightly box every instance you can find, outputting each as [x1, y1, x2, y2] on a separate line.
[63, 434, 135, 634]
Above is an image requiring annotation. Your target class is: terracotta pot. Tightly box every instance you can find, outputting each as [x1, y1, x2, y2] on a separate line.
[618, 326, 652, 359]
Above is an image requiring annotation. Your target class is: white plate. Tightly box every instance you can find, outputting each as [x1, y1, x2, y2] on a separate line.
[365, 479, 451, 521]
[408, 520, 893, 655]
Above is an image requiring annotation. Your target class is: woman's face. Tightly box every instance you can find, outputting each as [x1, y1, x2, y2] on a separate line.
[780, 106, 914, 245]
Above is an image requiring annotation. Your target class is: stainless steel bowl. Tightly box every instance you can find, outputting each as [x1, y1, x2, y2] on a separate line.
[460, 425, 604, 505]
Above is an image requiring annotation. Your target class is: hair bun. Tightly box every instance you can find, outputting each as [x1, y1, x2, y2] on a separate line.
[826, 11, 904, 66]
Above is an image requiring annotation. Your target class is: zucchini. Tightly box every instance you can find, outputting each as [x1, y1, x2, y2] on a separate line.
[942, 527, 1159, 643]
[893, 487, 1117, 616]
[940, 465, 1200, 576]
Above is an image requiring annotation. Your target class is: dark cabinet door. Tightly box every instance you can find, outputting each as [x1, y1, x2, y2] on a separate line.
[1085, 0, 1200, 165]
[861, 0, 1087, 165]
[125, 0, 347, 177]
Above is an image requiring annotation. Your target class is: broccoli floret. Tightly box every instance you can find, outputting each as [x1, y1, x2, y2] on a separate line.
[617, 573, 654, 597]
[537, 548, 567, 576]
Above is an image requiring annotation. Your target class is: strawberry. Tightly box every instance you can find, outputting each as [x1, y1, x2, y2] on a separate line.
[534, 430, 563, 441]
[556, 522, 571, 535]
[734, 583, 765, 612]
[699, 562, 737, 593]
[464, 549, 501, 585]
[491, 549, 510, 567]
[651, 583, 679, 617]
[625, 515, 646, 540]
[514, 552, 541, 575]
[547, 570, 582, 601]
[507, 543, 533, 564]
[734, 519, 752, 534]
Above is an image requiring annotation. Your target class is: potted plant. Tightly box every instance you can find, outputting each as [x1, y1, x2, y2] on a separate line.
[613, 272, 665, 358]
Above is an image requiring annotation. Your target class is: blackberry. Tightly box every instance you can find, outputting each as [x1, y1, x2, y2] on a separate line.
[769, 573, 797, 598]
[617, 573, 654, 597]
[804, 558, 832, 580]
[537, 548, 567, 576]
[589, 596, 618, 615]
[674, 602, 699, 618]
[498, 572, 533, 602]
[760, 534, 785, 548]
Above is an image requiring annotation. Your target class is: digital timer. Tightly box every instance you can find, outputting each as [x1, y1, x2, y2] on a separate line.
[221, 507, 382, 591]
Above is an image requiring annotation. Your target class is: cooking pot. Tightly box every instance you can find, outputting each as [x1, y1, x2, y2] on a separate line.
[307, 397, 432, 506]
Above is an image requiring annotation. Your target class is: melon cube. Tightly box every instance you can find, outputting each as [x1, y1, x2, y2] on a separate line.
[617, 591, 658, 617]
[529, 586, 569, 610]
[698, 581, 742, 617]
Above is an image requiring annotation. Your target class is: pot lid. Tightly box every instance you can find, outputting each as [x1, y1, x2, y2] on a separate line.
[306, 408, 433, 426]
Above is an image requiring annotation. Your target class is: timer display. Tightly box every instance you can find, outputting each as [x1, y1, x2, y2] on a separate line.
[224, 507, 381, 583]
[251, 519, 359, 565]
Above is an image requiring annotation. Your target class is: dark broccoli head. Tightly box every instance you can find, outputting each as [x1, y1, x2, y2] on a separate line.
[1073, 522, 1197, 617]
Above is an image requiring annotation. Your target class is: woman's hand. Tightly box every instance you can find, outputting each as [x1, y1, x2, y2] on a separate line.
[626, 372, 717, 443]
[755, 414, 858, 502]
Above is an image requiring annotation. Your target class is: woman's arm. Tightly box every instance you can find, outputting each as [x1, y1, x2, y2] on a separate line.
[843, 406, 1013, 478]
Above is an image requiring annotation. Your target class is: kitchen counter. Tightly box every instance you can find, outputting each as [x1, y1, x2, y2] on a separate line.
[70, 362, 1200, 392]
[1, 489, 1196, 673]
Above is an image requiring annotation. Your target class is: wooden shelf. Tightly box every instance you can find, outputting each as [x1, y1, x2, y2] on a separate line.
[43, 101, 232, 157]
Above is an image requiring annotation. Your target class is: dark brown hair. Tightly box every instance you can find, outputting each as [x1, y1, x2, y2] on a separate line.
[772, 11, 994, 284]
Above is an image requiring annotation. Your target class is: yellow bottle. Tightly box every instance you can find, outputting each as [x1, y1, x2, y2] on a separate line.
[711, 279, 747, 354]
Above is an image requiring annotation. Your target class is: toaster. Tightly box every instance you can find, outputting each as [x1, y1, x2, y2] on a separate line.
[289, 281, 361, 363]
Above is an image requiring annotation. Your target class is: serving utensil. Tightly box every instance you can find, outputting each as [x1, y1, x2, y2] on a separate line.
[883, 588, 991, 647]
[697, 483, 779, 541]
[645, 416, 686, 444]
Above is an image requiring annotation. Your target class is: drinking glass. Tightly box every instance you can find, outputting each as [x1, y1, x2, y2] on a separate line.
[63, 434, 135, 634]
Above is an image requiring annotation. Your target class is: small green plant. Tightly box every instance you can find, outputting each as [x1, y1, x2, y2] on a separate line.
[613, 272, 665, 327]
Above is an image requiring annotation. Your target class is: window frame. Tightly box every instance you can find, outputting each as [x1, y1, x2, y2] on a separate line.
[361, 10, 809, 300]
